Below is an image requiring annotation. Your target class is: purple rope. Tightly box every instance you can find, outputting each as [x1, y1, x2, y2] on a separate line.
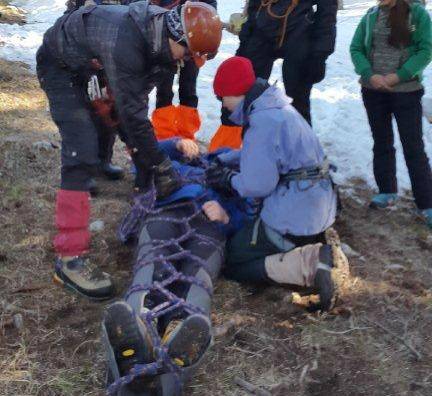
[110, 186, 222, 395]
[118, 188, 157, 243]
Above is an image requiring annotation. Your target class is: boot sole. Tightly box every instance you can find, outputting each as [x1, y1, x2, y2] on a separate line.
[104, 302, 159, 394]
[166, 315, 211, 367]
[313, 269, 334, 312]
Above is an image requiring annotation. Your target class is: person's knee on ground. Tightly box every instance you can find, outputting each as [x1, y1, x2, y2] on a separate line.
[264, 244, 335, 312]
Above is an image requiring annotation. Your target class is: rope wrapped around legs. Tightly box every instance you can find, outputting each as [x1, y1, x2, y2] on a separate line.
[110, 188, 223, 395]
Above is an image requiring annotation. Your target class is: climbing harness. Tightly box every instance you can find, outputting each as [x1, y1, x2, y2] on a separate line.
[279, 158, 337, 192]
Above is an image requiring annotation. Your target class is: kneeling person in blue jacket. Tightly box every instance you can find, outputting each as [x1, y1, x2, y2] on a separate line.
[207, 56, 338, 312]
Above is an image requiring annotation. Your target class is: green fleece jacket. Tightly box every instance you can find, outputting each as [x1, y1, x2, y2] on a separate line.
[350, 3, 432, 82]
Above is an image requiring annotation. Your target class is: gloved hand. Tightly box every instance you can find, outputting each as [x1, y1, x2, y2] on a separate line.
[304, 55, 327, 84]
[132, 156, 181, 200]
[205, 162, 237, 196]
[87, 74, 119, 127]
[225, 13, 247, 36]
[153, 158, 182, 200]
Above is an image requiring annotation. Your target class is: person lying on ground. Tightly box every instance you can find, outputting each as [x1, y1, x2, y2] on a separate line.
[206, 56, 340, 312]
[37, 1, 222, 301]
[101, 139, 253, 396]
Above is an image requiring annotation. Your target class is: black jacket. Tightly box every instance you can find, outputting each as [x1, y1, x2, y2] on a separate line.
[153, 0, 217, 9]
[67, 0, 217, 12]
[66, 0, 130, 12]
[43, 2, 174, 158]
[242, 0, 337, 58]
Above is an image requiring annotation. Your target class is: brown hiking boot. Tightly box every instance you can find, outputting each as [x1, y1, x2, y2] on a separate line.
[54, 256, 114, 300]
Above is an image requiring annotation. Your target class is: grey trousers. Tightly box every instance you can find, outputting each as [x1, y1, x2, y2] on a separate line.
[126, 202, 225, 330]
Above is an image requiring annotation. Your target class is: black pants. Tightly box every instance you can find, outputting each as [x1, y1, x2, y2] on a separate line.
[362, 88, 432, 210]
[155, 60, 199, 109]
[225, 220, 325, 284]
[37, 46, 99, 191]
[236, 32, 313, 124]
[93, 115, 129, 165]
[90, 113, 116, 164]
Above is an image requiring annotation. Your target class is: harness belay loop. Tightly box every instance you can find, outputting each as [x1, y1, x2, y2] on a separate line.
[279, 158, 337, 191]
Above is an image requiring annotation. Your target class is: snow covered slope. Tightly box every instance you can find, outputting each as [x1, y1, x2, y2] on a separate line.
[1, 0, 431, 191]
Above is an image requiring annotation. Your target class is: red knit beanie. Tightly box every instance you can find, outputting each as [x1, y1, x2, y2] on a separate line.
[213, 56, 256, 97]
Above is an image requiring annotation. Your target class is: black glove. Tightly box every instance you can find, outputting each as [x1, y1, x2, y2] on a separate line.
[133, 156, 181, 199]
[153, 158, 182, 200]
[205, 162, 237, 196]
[304, 55, 327, 84]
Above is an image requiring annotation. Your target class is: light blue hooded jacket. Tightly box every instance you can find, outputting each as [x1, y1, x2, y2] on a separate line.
[220, 83, 337, 236]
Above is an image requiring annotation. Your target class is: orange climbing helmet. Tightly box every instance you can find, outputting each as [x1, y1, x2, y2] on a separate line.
[181, 1, 222, 67]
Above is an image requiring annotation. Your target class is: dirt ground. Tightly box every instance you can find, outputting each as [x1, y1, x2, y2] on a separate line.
[1, 59, 432, 396]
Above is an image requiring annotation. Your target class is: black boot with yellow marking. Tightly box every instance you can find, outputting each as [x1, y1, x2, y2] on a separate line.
[102, 301, 160, 395]
[162, 314, 212, 368]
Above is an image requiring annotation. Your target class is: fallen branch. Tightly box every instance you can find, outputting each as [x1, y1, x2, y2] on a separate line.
[226, 345, 259, 357]
[213, 314, 256, 337]
[366, 318, 422, 361]
[234, 376, 272, 396]
[71, 339, 98, 360]
[299, 364, 310, 386]
[12, 284, 48, 294]
[322, 326, 371, 335]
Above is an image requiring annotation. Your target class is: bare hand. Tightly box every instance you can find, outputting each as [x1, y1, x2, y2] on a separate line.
[176, 139, 200, 159]
[383, 73, 400, 87]
[202, 201, 230, 224]
[369, 74, 392, 91]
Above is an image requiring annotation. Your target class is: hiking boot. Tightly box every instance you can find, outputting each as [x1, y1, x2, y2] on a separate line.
[162, 314, 212, 367]
[153, 158, 182, 200]
[103, 302, 161, 395]
[420, 208, 432, 230]
[54, 256, 114, 300]
[101, 162, 125, 181]
[369, 193, 398, 209]
[308, 244, 335, 313]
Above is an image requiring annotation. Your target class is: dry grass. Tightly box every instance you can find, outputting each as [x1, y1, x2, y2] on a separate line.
[0, 58, 432, 396]
[0, 59, 56, 137]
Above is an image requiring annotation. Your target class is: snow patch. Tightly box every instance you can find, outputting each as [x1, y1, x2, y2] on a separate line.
[1, 0, 432, 193]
